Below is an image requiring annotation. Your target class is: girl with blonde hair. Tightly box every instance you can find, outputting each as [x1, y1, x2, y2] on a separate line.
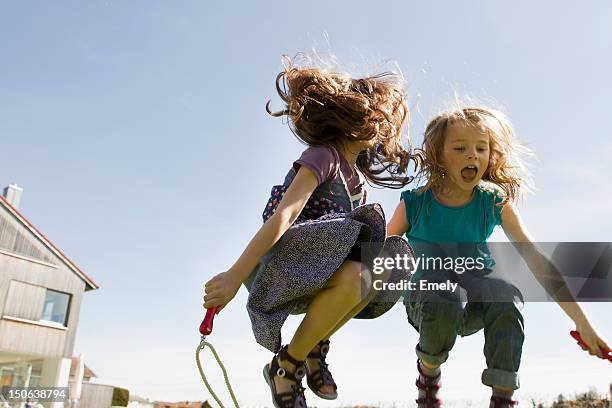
[388, 106, 610, 408]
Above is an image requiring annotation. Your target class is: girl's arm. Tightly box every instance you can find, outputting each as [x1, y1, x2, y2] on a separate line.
[387, 199, 410, 236]
[501, 203, 610, 359]
[204, 166, 319, 310]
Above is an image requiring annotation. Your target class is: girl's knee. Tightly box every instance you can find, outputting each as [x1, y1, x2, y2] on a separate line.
[330, 261, 363, 293]
[486, 302, 523, 321]
[421, 300, 464, 327]
[485, 302, 524, 333]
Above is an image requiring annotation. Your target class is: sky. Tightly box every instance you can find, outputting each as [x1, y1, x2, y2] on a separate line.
[1, 1, 611, 406]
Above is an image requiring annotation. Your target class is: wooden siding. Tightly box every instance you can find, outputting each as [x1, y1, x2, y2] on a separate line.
[0, 319, 67, 357]
[0, 211, 55, 265]
[0, 246, 84, 358]
[3, 280, 46, 321]
[77, 382, 114, 408]
[0, 195, 94, 360]
[0, 198, 98, 291]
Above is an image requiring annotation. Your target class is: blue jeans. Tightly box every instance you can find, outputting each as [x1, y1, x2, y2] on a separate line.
[405, 269, 524, 390]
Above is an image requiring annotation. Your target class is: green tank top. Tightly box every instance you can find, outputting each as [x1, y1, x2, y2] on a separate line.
[400, 185, 504, 279]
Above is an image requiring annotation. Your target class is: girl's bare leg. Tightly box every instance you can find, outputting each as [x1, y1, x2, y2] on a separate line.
[277, 263, 391, 396]
[288, 260, 365, 358]
[322, 264, 391, 339]
[271, 260, 364, 394]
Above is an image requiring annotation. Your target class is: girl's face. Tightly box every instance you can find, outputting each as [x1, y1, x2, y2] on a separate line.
[440, 121, 490, 192]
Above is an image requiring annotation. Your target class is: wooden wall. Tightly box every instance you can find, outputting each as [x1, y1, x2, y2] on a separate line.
[77, 382, 114, 408]
[0, 208, 55, 264]
[0, 204, 86, 358]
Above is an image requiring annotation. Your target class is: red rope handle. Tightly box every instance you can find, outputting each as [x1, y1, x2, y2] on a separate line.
[200, 307, 219, 336]
[570, 330, 612, 362]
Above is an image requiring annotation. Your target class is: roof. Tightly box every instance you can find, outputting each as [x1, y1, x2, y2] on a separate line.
[69, 357, 97, 378]
[0, 194, 99, 290]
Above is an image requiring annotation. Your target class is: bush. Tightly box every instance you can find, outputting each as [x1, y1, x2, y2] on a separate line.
[111, 387, 130, 407]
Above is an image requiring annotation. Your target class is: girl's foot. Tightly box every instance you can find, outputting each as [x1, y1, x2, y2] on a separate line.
[490, 395, 518, 407]
[415, 359, 442, 408]
[305, 339, 338, 400]
[263, 345, 307, 408]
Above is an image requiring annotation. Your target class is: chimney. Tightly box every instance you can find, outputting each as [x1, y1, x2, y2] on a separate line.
[2, 184, 23, 209]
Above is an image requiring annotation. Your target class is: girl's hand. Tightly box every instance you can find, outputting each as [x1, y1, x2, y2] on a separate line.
[574, 322, 611, 359]
[203, 271, 241, 312]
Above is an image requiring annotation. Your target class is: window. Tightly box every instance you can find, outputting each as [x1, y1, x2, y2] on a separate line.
[41, 289, 71, 326]
[0, 367, 15, 387]
[28, 373, 41, 387]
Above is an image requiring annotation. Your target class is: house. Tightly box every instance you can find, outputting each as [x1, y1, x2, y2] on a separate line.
[0, 184, 99, 408]
[128, 394, 155, 408]
[69, 356, 96, 384]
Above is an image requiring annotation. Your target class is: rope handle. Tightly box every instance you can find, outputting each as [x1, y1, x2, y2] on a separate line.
[200, 307, 218, 336]
[570, 330, 612, 362]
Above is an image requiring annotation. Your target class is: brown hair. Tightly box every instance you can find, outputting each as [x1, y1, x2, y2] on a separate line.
[266, 56, 418, 188]
[415, 106, 533, 204]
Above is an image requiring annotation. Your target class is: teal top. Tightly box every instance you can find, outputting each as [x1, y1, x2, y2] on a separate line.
[400, 185, 504, 279]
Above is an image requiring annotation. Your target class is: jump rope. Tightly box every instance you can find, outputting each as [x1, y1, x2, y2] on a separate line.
[195, 308, 611, 408]
[196, 307, 240, 408]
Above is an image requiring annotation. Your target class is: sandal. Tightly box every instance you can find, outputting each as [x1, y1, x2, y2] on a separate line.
[415, 360, 442, 408]
[263, 345, 308, 408]
[305, 339, 338, 400]
[490, 395, 518, 407]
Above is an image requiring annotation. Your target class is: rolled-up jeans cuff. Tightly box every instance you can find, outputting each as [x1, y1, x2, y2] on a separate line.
[481, 368, 520, 390]
[415, 345, 449, 367]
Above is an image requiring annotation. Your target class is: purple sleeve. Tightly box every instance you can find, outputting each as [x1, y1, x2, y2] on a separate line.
[293, 146, 340, 185]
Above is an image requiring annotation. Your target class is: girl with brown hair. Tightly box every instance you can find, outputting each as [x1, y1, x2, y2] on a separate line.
[203, 55, 418, 407]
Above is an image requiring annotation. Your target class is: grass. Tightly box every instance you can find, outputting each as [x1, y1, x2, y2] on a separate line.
[529, 389, 610, 408]
[329, 389, 611, 408]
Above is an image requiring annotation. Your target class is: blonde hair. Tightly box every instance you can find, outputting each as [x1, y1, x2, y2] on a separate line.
[415, 106, 533, 204]
[266, 55, 418, 188]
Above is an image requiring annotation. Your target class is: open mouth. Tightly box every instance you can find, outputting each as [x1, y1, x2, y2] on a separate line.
[460, 165, 478, 182]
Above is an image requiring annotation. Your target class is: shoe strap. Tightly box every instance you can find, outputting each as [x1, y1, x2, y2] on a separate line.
[491, 395, 518, 407]
[307, 339, 330, 359]
[274, 345, 306, 383]
[415, 396, 442, 407]
[416, 378, 442, 391]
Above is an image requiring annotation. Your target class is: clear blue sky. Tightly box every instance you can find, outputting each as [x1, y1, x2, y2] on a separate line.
[1, 1, 610, 406]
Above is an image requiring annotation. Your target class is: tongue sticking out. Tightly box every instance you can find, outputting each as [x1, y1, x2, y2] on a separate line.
[461, 167, 477, 182]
